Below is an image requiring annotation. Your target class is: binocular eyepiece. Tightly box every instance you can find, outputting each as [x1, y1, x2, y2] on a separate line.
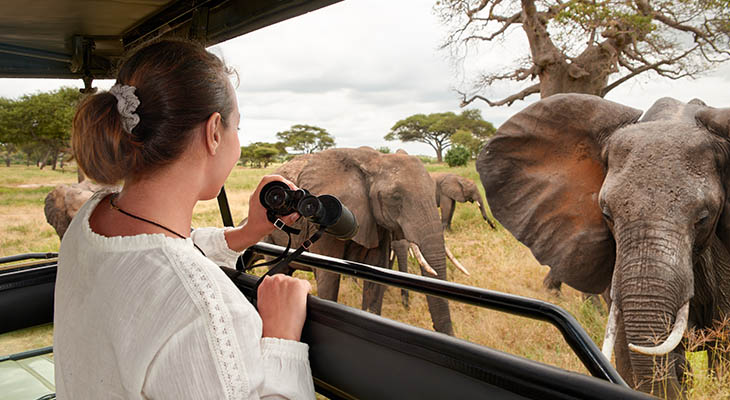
[260, 181, 359, 240]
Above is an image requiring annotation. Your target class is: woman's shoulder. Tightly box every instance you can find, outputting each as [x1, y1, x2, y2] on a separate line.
[162, 246, 257, 321]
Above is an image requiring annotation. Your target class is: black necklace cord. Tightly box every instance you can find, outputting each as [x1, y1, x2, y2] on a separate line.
[109, 193, 206, 256]
[251, 224, 327, 309]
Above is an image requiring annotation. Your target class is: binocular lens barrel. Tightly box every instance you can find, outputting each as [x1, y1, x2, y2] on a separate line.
[316, 195, 358, 240]
[259, 181, 359, 241]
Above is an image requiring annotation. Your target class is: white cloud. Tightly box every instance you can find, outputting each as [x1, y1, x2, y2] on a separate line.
[1, 0, 728, 156]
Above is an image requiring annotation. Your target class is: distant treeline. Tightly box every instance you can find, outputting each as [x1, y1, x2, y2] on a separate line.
[0, 87, 81, 169]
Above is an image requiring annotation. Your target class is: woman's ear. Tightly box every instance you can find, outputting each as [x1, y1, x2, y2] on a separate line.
[204, 112, 223, 156]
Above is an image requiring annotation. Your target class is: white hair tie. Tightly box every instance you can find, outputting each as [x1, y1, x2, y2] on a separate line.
[109, 84, 140, 134]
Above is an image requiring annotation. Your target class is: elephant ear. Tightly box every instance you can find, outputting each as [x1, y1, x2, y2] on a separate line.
[441, 175, 468, 202]
[696, 107, 730, 249]
[297, 148, 380, 248]
[477, 94, 642, 293]
[696, 107, 730, 137]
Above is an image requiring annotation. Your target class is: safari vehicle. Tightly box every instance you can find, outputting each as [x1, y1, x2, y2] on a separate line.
[0, 1, 654, 399]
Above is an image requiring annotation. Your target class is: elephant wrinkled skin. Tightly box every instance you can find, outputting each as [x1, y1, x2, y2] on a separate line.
[45, 180, 116, 239]
[478, 94, 730, 398]
[266, 147, 454, 335]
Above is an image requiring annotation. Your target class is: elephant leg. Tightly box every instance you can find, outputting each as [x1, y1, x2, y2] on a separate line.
[392, 239, 410, 309]
[581, 293, 606, 314]
[314, 269, 341, 302]
[439, 195, 454, 231]
[542, 271, 562, 294]
[309, 238, 348, 301]
[361, 245, 390, 314]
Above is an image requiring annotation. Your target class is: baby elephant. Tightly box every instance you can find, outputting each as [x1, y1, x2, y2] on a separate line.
[430, 172, 496, 231]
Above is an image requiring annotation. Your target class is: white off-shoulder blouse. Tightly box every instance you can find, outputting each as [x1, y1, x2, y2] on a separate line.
[53, 192, 315, 399]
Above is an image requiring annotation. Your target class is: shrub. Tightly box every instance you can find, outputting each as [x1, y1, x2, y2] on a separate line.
[445, 146, 470, 167]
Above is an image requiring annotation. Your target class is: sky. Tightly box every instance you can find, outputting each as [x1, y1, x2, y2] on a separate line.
[1, 0, 729, 156]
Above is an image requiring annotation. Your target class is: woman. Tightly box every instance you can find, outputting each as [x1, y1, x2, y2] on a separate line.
[54, 39, 314, 399]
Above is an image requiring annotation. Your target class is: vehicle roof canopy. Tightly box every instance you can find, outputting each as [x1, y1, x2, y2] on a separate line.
[0, 0, 341, 82]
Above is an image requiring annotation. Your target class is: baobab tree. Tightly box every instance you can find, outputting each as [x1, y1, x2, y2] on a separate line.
[435, 0, 730, 106]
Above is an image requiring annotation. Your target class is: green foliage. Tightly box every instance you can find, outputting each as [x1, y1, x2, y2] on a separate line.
[444, 145, 470, 167]
[451, 126, 493, 159]
[554, 2, 657, 39]
[385, 109, 493, 162]
[0, 87, 81, 169]
[240, 142, 283, 168]
[276, 124, 335, 154]
[376, 146, 391, 154]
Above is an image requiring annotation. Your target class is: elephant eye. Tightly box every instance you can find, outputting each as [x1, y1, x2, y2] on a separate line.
[696, 210, 710, 227]
[601, 209, 613, 223]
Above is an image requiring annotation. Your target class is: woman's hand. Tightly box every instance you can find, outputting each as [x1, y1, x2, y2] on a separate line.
[246, 175, 300, 238]
[224, 175, 299, 252]
[257, 274, 311, 341]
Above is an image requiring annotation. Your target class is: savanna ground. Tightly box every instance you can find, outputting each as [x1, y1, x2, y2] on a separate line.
[1, 161, 727, 399]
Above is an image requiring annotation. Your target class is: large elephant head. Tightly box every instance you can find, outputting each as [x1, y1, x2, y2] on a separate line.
[477, 94, 730, 397]
[272, 147, 453, 335]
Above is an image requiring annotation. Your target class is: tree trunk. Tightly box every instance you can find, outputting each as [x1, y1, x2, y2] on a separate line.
[519, 0, 620, 99]
[51, 150, 58, 170]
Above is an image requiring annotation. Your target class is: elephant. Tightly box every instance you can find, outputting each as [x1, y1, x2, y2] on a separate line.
[265, 147, 454, 335]
[391, 234, 471, 309]
[44, 180, 117, 238]
[477, 93, 730, 398]
[430, 172, 496, 231]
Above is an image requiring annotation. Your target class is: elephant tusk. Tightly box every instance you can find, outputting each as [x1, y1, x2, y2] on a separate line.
[444, 246, 470, 276]
[409, 243, 438, 276]
[602, 301, 619, 360]
[444, 245, 470, 276]
[628, 302, 690, 356]
[390, 249, 395, 263]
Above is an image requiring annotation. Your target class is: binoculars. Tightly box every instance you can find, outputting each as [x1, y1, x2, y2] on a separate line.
[260, 181, 358, 240]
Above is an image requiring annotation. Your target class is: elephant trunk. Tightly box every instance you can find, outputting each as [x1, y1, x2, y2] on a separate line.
[613, 223, 692, 398]
[622, 305, 684, 398]
[414, 221, 453, 336]
[474, 191, 496, 229]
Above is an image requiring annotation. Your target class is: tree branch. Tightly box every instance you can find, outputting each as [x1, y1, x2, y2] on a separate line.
[602, 44, 700, 96]
[464, 11, 522, 42]
[459, 83, 540, 107]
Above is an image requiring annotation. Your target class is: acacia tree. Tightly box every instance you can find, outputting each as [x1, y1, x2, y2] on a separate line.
[6, 87, 81, 169]
[276, 124, 335, 154]
[436, 0, 730, 106]
[0, 98, 20, 166]
[385, 109, 494, 162]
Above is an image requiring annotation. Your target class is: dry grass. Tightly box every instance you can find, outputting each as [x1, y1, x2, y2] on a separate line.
[1, 162, 728, 398]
